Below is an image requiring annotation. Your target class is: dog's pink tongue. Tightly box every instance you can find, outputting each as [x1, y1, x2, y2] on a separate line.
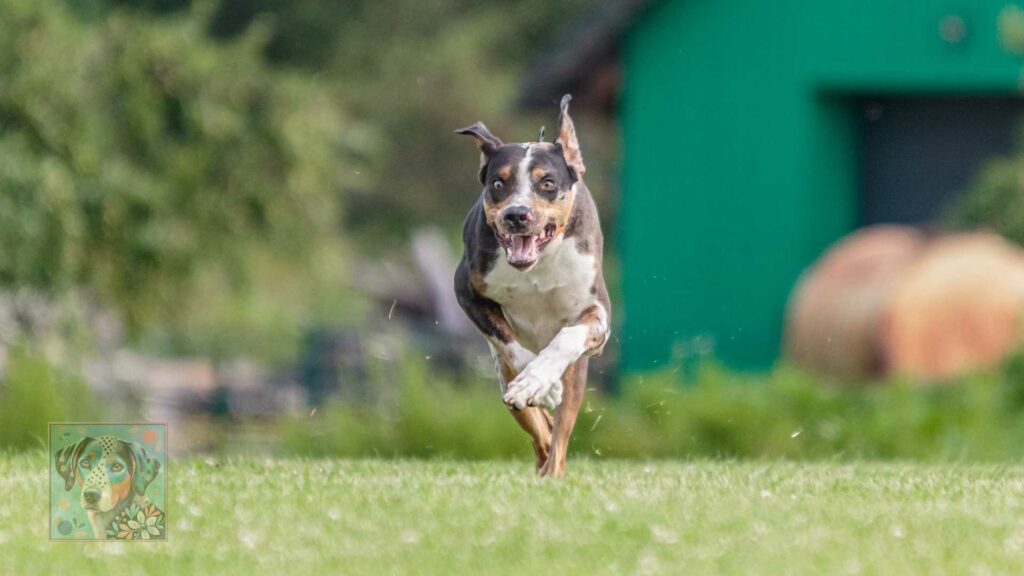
[508, 235, 539, 266]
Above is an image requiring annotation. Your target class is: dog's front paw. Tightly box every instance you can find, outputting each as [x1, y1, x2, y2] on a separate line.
[535, 382, 563, 410]
[503, 363, 563, 410]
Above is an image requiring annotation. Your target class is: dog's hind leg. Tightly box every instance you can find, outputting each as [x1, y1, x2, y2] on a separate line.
[539, 358, 587, 478]
[499, 361, 552, 471]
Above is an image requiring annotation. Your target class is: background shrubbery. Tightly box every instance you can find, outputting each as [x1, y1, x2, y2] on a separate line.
[0, 346, 102, 449]
[948, 124, 1024, 244]
[282, 352, 1024, 462]
[0, 0, 603, 363]
[0, 0, 371, 362]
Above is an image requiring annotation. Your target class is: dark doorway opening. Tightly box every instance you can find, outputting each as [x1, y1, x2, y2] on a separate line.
[858, 96, 1024, 226]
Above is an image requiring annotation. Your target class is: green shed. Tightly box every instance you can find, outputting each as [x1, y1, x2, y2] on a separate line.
[522, 0, 1024, 371]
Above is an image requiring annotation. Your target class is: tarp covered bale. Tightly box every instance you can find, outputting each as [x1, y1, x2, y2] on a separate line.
[882, 232, 1024, 380]
[785, 226, 927, 380]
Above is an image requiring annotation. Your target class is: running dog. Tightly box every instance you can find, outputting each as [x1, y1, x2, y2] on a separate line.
[454, 94, 611, 477]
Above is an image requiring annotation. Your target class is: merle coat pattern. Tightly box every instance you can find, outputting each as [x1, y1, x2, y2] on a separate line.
[454, 95, 610, 477]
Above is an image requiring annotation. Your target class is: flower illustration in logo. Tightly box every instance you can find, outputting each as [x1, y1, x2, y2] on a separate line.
[106, 503, 165, 540]
[57, 516, 87, 536]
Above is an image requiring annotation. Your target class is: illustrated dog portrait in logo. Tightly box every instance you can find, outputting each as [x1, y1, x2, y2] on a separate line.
[50, 424, 166, 541]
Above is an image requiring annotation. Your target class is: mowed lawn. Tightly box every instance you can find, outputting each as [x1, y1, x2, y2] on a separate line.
[3, 453, 1024, 575]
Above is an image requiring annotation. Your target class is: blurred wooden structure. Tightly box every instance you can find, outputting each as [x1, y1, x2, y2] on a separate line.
[786, 227, 1024, 381]
[883, 233, 1024, 379]
[785, 226, 927, 380]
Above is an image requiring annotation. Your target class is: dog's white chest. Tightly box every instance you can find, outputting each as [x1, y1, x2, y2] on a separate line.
[483, 237, 597, 352]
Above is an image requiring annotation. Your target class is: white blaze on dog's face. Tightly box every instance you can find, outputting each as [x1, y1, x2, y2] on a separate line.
[480, 143, 576, 270]
[455, 95, 586, 271]
[75, 437, 134, 513]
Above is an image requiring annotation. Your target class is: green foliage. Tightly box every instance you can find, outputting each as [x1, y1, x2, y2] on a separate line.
[135, 242, 367, 363]
[0, 0, 606, 363]
[0, 346, 102, 449]
[0, 0, 371, 333]
[87, 0, 601, 247]
[281, 358, 526, 458]
[199, 0, 599, 247]
[331, 0, 599, 247]
[575, 364, 1024, 461]
[283, 355, 1024, 461]
[948, 125, 1024, 244]
[999, 4, 1024, 55]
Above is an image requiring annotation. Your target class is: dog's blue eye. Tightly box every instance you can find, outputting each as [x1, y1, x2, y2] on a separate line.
[492, 180, 504, 191]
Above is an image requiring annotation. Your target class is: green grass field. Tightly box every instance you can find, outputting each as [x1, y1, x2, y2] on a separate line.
[4, 452, 1024, 575]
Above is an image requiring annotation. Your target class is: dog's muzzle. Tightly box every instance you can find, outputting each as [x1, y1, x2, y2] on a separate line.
[495, 224, 557, 270]
[82, 488, 102, 509]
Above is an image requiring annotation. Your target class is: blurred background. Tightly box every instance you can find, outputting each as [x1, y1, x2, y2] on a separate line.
[4, 0, 1024, 461]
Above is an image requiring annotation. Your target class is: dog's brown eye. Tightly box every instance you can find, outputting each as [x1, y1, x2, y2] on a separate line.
[79, 459, 90, 469]
[492, 180, 504, 191]
[111, 463, 123, 472]
[539, 179, 556, 192]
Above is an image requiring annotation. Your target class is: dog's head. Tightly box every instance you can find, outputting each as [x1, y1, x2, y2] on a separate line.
[456, 94, 586, 271]
[55, 436, 161, 513]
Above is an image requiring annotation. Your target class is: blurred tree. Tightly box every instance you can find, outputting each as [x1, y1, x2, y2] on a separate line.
[0, 0, 374, 337]
[204, 0, 599, 249]
[0, 0, 608, 364]
[209, 0, 354, 67]
[61, 0, 600, 250]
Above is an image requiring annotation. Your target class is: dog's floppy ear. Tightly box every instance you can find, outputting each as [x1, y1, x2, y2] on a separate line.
[127, 441, 161, 496]
[55, 437, 91, 491]
[455, 121, 503, 184]
[556, 94, 585, 181]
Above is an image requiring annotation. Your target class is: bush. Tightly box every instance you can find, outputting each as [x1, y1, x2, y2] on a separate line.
[281, 358, 526, 459]
[574, 364, 1024, 461]
[0, 346, 102, 449]
[0, 0, 372, 341]
[948, 124, 1024, 244]
[282, 354, 1024, 462]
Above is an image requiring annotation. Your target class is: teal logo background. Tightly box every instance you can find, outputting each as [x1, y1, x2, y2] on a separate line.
[49, 423, 167, 540]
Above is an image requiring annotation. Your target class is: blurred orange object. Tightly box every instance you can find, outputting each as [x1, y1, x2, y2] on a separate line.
[882, 233, 1024, 380]
[785, 226, 926, 380]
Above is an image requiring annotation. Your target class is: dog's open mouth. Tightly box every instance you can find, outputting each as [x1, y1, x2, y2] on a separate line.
[497, 224, 557, 270]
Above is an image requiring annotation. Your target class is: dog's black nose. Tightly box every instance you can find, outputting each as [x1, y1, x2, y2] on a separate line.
[83, 489, 101, 505]
[503, 206, 534, 227]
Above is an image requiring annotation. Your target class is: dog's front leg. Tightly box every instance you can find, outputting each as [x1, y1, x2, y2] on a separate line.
[490, 351, 554, 469]
[502, 305, 609, 411]
[490, 339, 557, 470]
[503, 305, 607, 478]
[454, 278, 554, 467]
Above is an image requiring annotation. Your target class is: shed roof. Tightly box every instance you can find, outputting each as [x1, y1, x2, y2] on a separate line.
[518, 0, 653, 109]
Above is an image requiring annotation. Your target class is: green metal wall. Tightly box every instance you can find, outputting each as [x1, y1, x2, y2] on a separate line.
[619, 0, 1023, 371]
